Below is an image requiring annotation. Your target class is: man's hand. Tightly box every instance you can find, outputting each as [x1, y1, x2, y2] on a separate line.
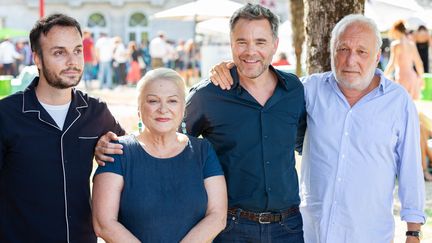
[406, 236, 420, 243]
[94, 131, 123, 166]
[209, 61, 235, 90]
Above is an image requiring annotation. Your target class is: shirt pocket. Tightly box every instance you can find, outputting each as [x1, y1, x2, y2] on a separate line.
[78, 136, 99, 170]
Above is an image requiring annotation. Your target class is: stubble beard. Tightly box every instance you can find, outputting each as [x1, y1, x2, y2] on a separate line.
[41, 55, 82, 89]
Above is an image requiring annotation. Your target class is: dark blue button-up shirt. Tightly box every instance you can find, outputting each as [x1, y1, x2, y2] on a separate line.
[185, 66, 306, 212]
[0, 78, 124, 243]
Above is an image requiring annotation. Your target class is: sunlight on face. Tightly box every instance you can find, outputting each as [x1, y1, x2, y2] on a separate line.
[230, 18, 278, 80]
[331, 23, 380, 91]
[139, 79, 185, 135]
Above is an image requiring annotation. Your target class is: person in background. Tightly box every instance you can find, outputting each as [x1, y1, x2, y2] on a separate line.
[420, 112, 432, 181]
[149, 31, 170, 69]
[95, 32, 114, 89]
[139, 39, 151, 75]
[112, 36, 128, 86]
[126, 41, 142, 85]
[0, 13, 124, 242]
[384, 20, 424, 100]
[184, 39, 200, 86]
[175, 39, 187, 79]
[272, 52, 290, 66]
[415, 25, 430, 74]
[0, 37, 22, 75]
[92, 68, 227, 242]
[82, 28, 95, 89]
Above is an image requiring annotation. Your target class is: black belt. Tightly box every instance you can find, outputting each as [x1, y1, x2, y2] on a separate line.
[228, 207, 299, 224]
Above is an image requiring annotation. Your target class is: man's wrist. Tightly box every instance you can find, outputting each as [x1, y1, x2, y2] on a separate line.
[406, 230, 422, 240]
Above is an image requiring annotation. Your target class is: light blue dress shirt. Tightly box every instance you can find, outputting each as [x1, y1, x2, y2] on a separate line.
[300, 69, 426, 243]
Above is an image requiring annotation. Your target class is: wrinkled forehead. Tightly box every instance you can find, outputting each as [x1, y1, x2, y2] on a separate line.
[336, 24, 377, 50]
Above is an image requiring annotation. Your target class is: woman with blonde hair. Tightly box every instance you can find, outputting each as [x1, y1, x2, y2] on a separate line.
[92, 68, 227, 242]
[384, 20, 424, 99]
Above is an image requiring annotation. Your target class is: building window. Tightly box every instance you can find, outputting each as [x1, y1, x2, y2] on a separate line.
[129, 13, 147, 27]
[128, 13, 149, 44]
[88, 13, 106, 28]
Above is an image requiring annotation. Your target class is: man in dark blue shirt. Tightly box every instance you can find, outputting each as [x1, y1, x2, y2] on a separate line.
[185, 3, 306, 242]
[0, 14, 124, 242]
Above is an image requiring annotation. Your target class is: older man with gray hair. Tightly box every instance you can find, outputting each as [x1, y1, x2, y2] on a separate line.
[209, 14, 426, 243]
[300, 14, 425, 243]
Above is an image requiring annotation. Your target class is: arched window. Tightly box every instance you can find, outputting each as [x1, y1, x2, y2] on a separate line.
[127, 13, 149, 44]
[88, 13, 106, 28]
[87, 13, 109, 40]
[129, 13, 147, 27]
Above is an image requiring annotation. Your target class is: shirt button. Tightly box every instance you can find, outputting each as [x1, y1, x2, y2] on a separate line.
[263, 135, 268, 139]
[64, 160, 68, 163]
[337, 177, 342, 182]
[268, 187, 272, 191]
[344, 132, 348, 136]
[266, 161, 270, 165]
[341, 154, 345, 159]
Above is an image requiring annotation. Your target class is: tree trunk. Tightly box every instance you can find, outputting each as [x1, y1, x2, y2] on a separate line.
[304, 0, 365, 74]
[290, 0, 305, 77]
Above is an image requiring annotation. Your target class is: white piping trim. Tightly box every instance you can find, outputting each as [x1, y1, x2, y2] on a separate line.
[60, 104, 84, 243]
[78, 136, 98, 139]
[21, 89, 90, 243]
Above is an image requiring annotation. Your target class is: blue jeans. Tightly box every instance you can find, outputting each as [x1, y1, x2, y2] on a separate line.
[83, 63, 93, 87]
[214, 210, 304, 243]
[98, 61, 113, 89]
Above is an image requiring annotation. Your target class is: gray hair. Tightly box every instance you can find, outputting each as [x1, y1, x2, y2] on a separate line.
[330, 14, 382, 57]
[230, 3, 280, 39]
[137, 68, 186, 105]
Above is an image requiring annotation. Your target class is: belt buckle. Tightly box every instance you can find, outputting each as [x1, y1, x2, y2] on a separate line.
[258, 212, 271, 224]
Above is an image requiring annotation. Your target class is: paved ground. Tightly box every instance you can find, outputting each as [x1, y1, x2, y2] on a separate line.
[87, 84, 432, 242]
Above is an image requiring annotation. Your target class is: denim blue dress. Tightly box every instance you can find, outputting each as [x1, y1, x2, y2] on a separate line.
[95, 134, 223, 242]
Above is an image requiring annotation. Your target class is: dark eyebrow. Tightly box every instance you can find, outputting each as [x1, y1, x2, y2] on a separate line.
[49, 44, 83, 51]
[49, 46, 66, 51]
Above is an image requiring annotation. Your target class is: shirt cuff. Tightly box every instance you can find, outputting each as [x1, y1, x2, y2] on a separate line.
[401, 208, 427, 224]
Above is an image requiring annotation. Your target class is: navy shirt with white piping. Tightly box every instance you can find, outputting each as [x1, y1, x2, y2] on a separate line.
[0, 77, 125, 243]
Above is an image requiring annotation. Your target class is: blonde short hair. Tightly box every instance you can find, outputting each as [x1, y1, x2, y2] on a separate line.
[137, 68, 186, 104]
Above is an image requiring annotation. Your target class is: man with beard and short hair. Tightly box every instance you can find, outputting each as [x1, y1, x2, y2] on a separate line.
[210, 14, 426, 243]
[0, 14, 124, 243]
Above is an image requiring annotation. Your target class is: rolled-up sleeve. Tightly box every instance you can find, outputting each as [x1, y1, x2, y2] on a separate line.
[397, 100, 426, 224]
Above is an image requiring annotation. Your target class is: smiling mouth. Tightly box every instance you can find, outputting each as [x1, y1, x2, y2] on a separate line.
[155, 118, 170, 122]
[243, 59, 259, 64]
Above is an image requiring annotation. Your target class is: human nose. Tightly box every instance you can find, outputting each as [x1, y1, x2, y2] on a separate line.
[158, 101, 168, 113]
[66, 52, 80, 66]
[346, 51, 358, 66]
[244, 43, 257, 53]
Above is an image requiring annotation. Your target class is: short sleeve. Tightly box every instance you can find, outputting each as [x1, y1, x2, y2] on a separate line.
[202, 141, 223, 179]
[94, 141, 124, 178]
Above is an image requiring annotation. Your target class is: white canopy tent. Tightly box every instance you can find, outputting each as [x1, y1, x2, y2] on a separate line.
[365, 0, 427, 31]
[153, 0, 243, 21]
[153, 0, 243, 76]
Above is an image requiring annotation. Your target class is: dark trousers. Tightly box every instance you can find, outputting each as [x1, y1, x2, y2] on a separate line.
[214, 210, 304, 243]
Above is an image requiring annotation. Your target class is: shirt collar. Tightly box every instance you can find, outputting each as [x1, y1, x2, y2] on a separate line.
[229, 65, 290, 94]
[326, 68, 387, 93]
[22, 77, 88, 113]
